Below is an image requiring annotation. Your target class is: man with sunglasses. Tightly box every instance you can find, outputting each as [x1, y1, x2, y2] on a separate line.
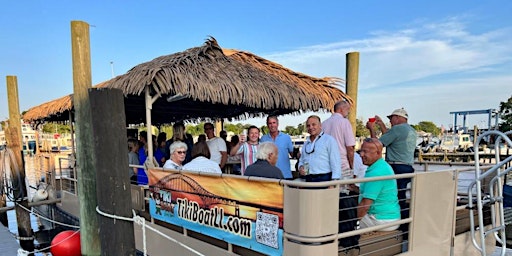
[298, 115, 341, 182]
[357, 138, 400, 231]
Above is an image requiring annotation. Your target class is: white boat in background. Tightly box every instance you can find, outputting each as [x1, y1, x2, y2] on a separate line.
[0, 121, 38, 153]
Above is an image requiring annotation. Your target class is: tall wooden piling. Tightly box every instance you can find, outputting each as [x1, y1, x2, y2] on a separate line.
[6, 75, 34, 252]
[90, 89, 136, 255]
[71, 20, 101, 255]
[346, 52, 359, 136]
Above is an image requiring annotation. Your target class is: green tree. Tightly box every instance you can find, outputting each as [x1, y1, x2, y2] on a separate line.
[284, 126, 299, 135]
[355, 119, 370, 137]
[413, 121, 440, 135]
[42, 123, 71, 134]
[498, 95, 512, 132]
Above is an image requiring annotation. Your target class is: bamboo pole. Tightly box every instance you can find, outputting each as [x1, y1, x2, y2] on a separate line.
[71, 20, 101, 255]
[6, 75, 34, 252]
[346, 52, 359, 137]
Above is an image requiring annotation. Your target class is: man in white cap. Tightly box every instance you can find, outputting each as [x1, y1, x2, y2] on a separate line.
[366, 108, 416, 236]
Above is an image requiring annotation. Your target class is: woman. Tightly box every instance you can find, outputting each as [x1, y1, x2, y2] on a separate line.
[183, 141, 222, 174]
[163, 141, 187, 170]
[165, 122, 194, 164]
[127, 138, 139, 183]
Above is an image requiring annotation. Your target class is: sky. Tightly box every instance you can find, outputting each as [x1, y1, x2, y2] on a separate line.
[1, 1, 511, 131]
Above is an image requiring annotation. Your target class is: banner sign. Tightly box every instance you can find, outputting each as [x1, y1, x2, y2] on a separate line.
[148, 169, 284, 255]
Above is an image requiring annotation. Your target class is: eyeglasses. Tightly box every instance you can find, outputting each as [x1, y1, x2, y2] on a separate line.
[305, 135, 322, 154]
[364, 138, 380, 149]
[175, 151, 186, 154]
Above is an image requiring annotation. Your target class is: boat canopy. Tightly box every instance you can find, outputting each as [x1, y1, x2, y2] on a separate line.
[23, 37, 351, 126]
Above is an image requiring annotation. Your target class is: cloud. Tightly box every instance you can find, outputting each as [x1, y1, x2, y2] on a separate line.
[257, 18, 512, 128]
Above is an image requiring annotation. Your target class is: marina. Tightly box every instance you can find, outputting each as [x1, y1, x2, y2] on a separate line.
[1, 19, 511, 256]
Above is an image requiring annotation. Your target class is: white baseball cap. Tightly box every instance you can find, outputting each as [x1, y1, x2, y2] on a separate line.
[387, 108, 408, 119]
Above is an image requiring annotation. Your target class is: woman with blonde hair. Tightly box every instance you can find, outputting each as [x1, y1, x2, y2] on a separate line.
[165, 122, 194, 164]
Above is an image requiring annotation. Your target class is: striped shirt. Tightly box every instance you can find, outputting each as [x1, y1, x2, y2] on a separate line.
[236, 142, 259, 175]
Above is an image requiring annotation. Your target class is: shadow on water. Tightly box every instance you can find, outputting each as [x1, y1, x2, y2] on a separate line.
[5, 200, 57, 255]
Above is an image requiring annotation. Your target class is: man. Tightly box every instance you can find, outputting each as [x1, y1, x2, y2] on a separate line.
[203, 122, 228, 169]
[245, 142, 284, 179]
[298, 115, 341, 182]
[260, 116, 294, 179]
[322, 100, 356, 180]
[230, 126, 260, 175]
[357, 138, 400, 231]
[366, 108, 416, 215]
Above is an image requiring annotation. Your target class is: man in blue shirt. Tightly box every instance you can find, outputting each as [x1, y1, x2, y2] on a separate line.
[260, 116, 294, 179]
[298, 115, 341, 182]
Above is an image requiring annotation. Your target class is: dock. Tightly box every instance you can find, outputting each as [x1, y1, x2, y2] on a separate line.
[0, 224, 20, 255]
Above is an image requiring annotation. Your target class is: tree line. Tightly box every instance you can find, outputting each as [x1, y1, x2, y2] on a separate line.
[2, 95, 511, 136]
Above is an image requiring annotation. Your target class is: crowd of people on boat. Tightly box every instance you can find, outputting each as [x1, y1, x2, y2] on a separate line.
[126, 101, 417, 235]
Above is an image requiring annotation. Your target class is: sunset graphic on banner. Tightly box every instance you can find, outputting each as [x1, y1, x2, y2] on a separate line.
[147, 168, 284, 255]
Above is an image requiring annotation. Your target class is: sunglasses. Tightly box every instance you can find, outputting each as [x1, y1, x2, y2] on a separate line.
[175, 151, 186, 154]
[364, 138, 380, 149]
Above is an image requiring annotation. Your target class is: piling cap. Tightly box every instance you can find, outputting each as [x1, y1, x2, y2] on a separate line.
[387, 108, 408, 119]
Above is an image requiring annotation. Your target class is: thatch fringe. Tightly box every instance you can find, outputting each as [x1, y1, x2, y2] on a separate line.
[23, 37, 350, 124]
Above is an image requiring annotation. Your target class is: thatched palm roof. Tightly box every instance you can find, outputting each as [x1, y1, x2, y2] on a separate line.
[22, 80, 110, 123]
[23, 37, 349, 125]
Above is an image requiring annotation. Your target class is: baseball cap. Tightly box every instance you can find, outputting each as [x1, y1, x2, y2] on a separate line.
[387, 108, 408, 119]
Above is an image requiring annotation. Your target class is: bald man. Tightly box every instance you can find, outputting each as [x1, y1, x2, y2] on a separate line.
[357, 138, 400, 231]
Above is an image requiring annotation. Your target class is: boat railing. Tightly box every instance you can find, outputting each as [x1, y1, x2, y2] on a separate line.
[57, 155, 77, 196]
[127, 167, 486, 255]
[468, 130, 512, 255]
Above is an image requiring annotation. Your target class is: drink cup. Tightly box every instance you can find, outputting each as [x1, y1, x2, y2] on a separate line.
[240, 129, 247, 142]
[303, 162, 309, 175]
[369, 117, 376, 123]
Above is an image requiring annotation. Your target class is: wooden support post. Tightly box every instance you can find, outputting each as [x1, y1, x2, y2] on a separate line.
[215, 120, 223, 137]
[0, 194, 7, 227]
[6, 75, 34, 252]
[346, 52, 359, 137]
[71, 20, 101, 255]
[90, 89, 136, 255]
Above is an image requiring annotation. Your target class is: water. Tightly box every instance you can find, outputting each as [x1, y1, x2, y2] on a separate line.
[6, 200, 51, 255]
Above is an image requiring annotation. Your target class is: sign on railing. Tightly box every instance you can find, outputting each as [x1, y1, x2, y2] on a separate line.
[148, 169, 284, 255]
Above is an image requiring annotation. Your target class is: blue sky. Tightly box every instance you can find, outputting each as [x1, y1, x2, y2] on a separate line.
[1, 1, 511, 130]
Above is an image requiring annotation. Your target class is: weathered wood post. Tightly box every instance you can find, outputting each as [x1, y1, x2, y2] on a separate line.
[346, 52, 359, 137]
[6, 75, 34, 252]
[90, 88, 136, 255]
[71, 20, 101, 255]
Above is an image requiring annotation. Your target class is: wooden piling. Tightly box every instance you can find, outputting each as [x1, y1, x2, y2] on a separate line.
[346, 52, 359, 137]
[0, 194, 7, 227]
[6, 75, 34, 252]
[90, 89, 136, 255]
[71, 20, 101, 255]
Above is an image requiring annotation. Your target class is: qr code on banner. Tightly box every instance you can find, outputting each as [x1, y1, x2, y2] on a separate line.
[255, 212, 279, 249]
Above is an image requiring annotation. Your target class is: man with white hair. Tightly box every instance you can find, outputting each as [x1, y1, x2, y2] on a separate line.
[244, 142, 284, 179]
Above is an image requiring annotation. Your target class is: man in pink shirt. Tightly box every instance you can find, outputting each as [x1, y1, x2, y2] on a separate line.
[322, 100, 356, 180]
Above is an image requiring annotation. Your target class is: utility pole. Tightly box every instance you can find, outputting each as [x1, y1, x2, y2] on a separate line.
[6, 75, 34, 253]
[110, 61, 115, 78]
[71, 20, 101, 255]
